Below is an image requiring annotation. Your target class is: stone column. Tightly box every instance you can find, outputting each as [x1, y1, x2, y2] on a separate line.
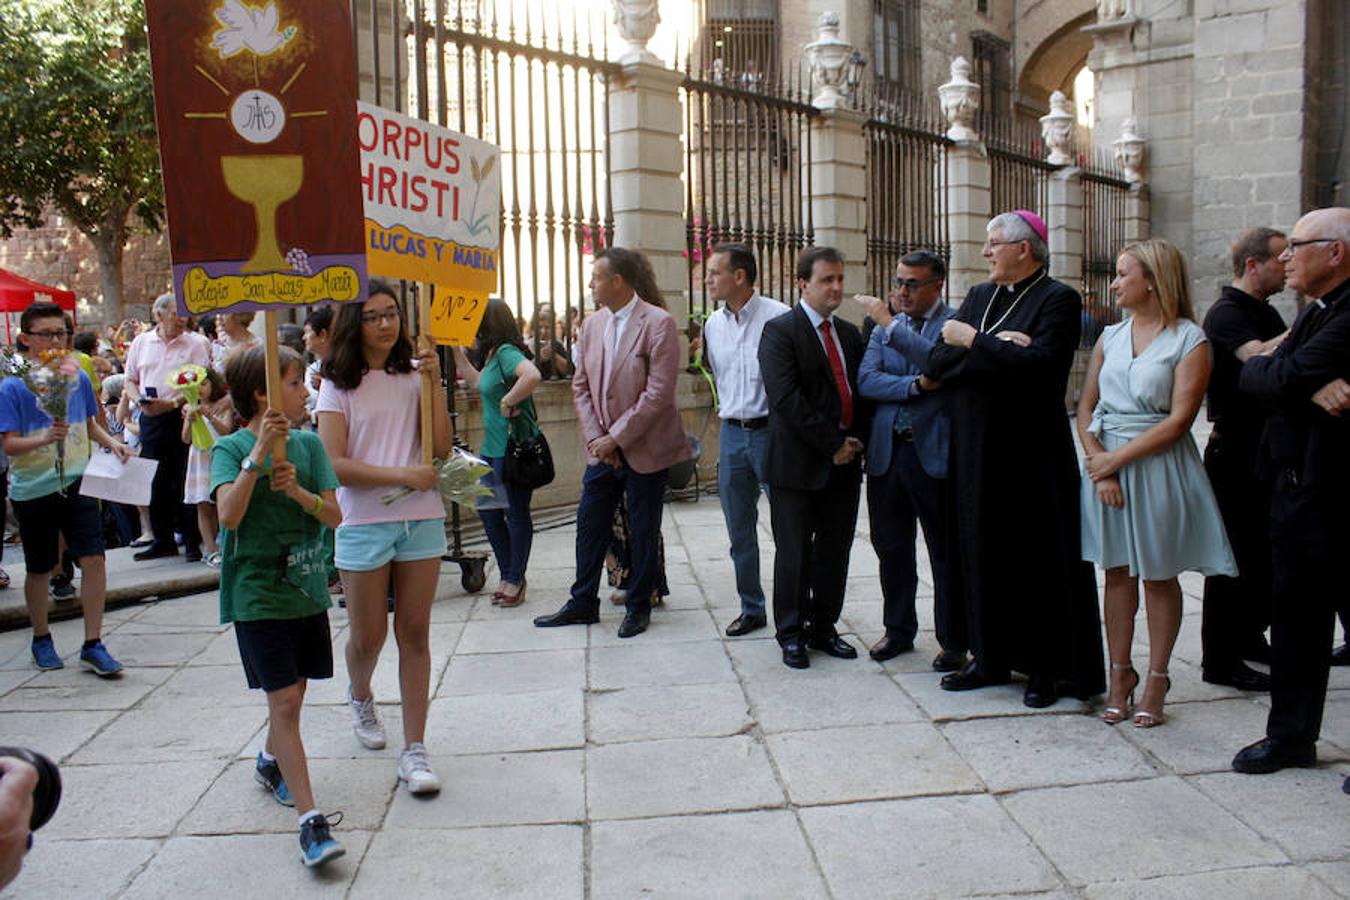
[805, 107, 869, 297]
[1114, 117, 1150, 243]
[607, 59, 689, 324]
[1124, 185, 1151, 243]
[938, 58, 990, 303]
[1046, 168, 1085, 291]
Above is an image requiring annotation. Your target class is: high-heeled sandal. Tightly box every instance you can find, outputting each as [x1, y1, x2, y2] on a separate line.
[499, 579, 528, 608]
[1102, 662, 1138, 725]
[1132, 670, 1171, 728]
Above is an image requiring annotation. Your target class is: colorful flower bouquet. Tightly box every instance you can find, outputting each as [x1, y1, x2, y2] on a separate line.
[170, 363, 215, 450]
[382, 446, 507, 510]
[2, 346, 81, 493]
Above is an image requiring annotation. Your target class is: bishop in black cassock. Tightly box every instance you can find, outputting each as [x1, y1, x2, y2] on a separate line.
[924, 211, 1105, 708]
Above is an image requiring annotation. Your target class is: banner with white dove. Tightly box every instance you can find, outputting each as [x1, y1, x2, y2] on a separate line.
[145, 0, 368, 315]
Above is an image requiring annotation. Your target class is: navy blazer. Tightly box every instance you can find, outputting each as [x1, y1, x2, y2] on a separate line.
[857, 304, 953, 480]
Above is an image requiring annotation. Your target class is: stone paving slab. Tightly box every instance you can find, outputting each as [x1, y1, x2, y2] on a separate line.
[350, 826, 583, 899]
[590, 810, 830, 899]
[798, 794, 1063, 898]
[43, 760, 228, 839]
[439, 647, 585, 696]
[68, 702, 265, 764]
[1082, 866, 1345, 900]
[1001, 776, 1289, 885]
[588, 681, 752, 744]
[383, 749, 584, 829]
[941, 714, 1158, 792]
[589, 639, 736, 689]
[1189, 770, 1350, 862]
[124, 832, 373, 899]
[742, 669, 926, 733]
[8, 837, 159, 899]
[423, 687, 585, 755]
[586, 735, 783, 820]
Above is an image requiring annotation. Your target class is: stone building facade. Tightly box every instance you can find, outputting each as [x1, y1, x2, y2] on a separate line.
[2, 0, 1344, 325]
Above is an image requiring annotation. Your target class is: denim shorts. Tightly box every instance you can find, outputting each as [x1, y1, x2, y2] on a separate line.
[334, 518, 447, 572]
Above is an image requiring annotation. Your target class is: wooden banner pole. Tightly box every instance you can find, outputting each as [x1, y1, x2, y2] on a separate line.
[263, 309, 287, 464]
[418, 283, 434, 465]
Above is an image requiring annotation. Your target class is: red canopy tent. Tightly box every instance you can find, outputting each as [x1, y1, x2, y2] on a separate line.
[0, 268, 77, 345]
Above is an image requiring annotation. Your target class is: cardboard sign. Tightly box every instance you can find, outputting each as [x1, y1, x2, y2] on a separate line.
[357, 102, 500, 344]
[146, 0, 367, 316]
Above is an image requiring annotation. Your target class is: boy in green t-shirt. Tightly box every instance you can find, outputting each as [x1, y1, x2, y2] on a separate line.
[213, 345, 344, 869]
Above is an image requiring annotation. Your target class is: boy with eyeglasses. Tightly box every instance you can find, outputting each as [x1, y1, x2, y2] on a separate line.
[0, 302, 130, 675]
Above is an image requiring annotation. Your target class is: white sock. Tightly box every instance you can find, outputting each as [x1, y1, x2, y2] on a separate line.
[260, 750, 276, 763]
[298, 809, 321, 827]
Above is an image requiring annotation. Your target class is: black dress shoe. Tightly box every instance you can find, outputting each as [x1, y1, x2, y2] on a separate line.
[184, 547, 203, 563]
[1203, 663, 1272, 692]
[781, 640, 809, 669]
[806, 633, 858, 659]
[617, 609, 650, 639]
[1331, 644, 1350, 667]
[940, 661, 1011, 692]
[133, 544, 178, 562]
[1231, 737, 1316, 774]
[931, 649, 968, 673]
[1023, 675, 1059, 709]
[726, 614, 767, 637]
[868, 632, 914, 662]
[1240, 637, 1272, 665]
[533, 604, 600, 628]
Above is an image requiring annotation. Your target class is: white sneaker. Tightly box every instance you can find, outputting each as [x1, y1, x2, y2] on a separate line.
[398, 742, 442, 794]
[347, 689, 386, 750]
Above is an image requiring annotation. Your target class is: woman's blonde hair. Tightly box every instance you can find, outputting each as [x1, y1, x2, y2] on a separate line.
[1121, 238, 1194, 327]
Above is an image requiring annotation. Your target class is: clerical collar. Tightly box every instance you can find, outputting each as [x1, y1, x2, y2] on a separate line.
[1001, 268, 1047, 294]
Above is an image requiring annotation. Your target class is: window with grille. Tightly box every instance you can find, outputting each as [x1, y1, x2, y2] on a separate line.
[871, 0, 921, 93]
[701, 0, 779, 86]
[971, 31, 1011, 121]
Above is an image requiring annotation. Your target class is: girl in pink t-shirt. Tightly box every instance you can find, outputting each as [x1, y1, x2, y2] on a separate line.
[315, 281, 453, 795]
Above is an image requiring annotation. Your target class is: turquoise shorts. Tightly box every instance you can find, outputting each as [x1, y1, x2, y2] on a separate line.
[334, 518, 447, 572]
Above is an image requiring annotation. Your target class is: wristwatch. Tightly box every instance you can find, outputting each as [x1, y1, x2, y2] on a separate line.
[241, 458, 261, 474]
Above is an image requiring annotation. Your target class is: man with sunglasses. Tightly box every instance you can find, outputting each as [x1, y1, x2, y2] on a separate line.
[853, 251, 965, 671]
[1232, 207, 1350, 776]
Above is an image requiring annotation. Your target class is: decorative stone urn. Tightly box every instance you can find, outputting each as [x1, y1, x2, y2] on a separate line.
[1113, 117, 1147, 184]
[611, 0, 660, 64]
[1040, 90, 1076, 166]
[1097, 0, 1132, 21]
[938, 57, 980, 142]
[804, 12, 853, 110]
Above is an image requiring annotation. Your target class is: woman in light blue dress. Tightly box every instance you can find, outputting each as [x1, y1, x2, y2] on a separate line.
[1077, 238, 1236, 729]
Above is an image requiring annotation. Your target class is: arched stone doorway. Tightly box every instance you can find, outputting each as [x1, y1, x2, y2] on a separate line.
[1016, 3, 1097, 118]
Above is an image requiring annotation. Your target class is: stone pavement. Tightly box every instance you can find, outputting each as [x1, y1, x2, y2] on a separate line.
[2, 494, 1348, 899]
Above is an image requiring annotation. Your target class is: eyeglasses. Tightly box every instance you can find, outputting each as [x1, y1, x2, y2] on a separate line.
[1282, 237, 1339, 256]
[360, 310, 400, 325]
[891, 276, 941, 289]
[22, 329, 66, 339]
[983, 239, 1024, 249]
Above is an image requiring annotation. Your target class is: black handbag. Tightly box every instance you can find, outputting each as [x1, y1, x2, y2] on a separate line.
[503, 404, 554, 489]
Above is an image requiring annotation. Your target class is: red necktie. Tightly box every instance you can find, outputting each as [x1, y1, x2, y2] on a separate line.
[819, 319, 853, 429]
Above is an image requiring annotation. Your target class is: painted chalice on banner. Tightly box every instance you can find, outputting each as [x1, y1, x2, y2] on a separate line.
[221, 153, 304, 273]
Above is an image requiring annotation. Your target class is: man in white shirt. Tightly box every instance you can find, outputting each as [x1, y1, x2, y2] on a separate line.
[702, 244, 788, 636]
[123, 293, 212, 561]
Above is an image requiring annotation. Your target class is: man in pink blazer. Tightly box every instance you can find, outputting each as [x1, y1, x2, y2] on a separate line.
[534, 247, 691, 638]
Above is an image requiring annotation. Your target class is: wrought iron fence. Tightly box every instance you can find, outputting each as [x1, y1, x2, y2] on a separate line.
[985, 114, 1053, 221]
[1080, 145, 1132, 348]
[681, 62, 816, 323]
[861, 86, 952, 299]
[357, 0, 616, 338]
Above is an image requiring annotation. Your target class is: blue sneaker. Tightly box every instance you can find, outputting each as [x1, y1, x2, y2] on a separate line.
[31, 635, 64, 671]
[298, 812, 345, 868]
[254, 753, 294, 807]
[78, 641, 123, 677]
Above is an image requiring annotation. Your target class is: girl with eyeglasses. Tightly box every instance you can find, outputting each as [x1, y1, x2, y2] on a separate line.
[315, 279, 453, 796]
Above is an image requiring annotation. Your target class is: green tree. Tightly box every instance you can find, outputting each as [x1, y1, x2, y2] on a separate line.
[0, 0, 163, 323]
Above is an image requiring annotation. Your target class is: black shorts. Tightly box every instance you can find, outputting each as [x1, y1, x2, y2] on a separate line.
[234, 612, 333, 692]
[12, 482, 105, 574]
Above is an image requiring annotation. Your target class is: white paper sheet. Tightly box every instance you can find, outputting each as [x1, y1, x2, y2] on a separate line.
[78, 452, 159, 507]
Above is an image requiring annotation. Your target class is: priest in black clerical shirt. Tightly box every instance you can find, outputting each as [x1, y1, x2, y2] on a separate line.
[923, 210, 1105, 708]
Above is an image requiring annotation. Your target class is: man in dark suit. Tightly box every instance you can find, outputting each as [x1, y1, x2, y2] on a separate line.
[1232, 207, 1350, 774]
[854, 250, 965, 671]
[759, 246, 871, 669]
